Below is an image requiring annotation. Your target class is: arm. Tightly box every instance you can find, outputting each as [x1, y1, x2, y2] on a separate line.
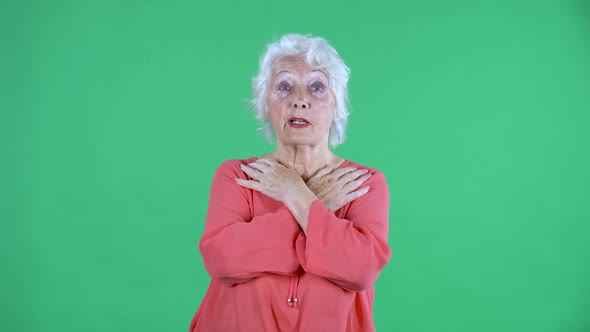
[295, 170, 392, 291]
[199, 160, 302, 286]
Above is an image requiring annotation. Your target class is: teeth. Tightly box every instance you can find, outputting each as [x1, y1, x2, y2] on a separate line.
[292, 120, 307, 124]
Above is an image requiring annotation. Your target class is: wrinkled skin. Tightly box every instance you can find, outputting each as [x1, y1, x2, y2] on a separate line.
[236, 57, 371, 232]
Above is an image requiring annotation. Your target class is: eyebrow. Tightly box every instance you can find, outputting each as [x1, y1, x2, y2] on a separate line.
[275, 69, 329, 78]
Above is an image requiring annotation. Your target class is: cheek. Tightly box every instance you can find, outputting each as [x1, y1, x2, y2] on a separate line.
[267, 94, 289, 112]
[266, 99, 286, 129]
[316, 98, 336, 125]
[266, 98, 280, 120]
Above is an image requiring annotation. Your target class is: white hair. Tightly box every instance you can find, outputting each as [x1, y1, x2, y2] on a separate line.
[250, 34, 350, 148]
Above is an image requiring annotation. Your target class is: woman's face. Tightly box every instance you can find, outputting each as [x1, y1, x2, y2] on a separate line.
[266, 57, 335, 148]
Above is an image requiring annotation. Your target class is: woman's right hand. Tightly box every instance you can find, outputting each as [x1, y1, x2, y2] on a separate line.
[306, 166, 372, 211]
[235, 159, 311, 204]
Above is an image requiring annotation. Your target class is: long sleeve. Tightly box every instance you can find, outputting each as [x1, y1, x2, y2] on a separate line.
[295, 170, 392, 292]
[199, 160, 302, 286]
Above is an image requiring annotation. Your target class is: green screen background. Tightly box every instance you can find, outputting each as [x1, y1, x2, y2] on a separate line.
[2, 0, 589, 331]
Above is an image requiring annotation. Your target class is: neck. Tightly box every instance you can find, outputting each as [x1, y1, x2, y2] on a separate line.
[268, 142, 338, 181]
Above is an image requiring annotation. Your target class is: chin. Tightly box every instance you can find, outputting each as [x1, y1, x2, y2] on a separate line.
[280, 137, 318, 147]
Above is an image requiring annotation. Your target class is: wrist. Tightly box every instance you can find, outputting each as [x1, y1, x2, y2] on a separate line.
[285, 185, 317, 212]
[284, 185, 317, 234]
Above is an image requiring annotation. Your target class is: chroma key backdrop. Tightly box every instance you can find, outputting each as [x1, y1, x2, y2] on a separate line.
[2, 0, 589, 331]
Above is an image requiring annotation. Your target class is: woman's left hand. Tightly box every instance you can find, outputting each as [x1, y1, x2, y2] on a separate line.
[306, 166, 372, 211]
[235, 159, 312, 204]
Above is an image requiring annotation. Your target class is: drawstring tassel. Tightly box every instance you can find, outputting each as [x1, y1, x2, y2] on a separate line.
[286, 276, 300, 308]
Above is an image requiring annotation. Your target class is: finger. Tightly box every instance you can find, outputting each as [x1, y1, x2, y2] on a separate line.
[343, 173, 372, 192]
[259, 158, 278, 166]
[310, 164, 333, 179]
[343, 185, 370, 203]
[340, 169, 369, 184]
[240, 164, 262, 180]
[248, 160, 271, 172]
[258, 158, 287, 172]
[329, 167, 357, 179]
[235, 178, 262, 192]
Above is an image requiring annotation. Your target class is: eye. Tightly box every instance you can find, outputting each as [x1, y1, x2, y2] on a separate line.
[311, 82, 324, 92]
[278, 82, 291, 91]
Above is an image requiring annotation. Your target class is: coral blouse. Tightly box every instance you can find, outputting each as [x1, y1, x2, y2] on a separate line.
[190, 157, 391, 332]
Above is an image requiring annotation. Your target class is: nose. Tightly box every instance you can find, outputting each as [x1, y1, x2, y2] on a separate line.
[293, 100, 309, 109]
[292, 88, 309, 109]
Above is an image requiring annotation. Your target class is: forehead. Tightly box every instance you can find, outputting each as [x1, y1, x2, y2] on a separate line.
[271, 57, 329, 79]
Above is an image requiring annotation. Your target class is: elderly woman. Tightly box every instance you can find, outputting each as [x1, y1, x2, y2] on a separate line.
[189, 34, 391, 332]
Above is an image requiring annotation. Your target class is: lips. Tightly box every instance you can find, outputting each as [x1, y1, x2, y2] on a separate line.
[288, 117, 311, 128]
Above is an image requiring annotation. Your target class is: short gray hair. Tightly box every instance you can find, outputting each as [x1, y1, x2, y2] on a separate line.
[250, 34, 350, 148]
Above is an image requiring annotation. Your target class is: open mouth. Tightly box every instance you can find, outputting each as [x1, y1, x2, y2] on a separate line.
[289, 117, 310, 125]
[288, 117, 311, 128]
